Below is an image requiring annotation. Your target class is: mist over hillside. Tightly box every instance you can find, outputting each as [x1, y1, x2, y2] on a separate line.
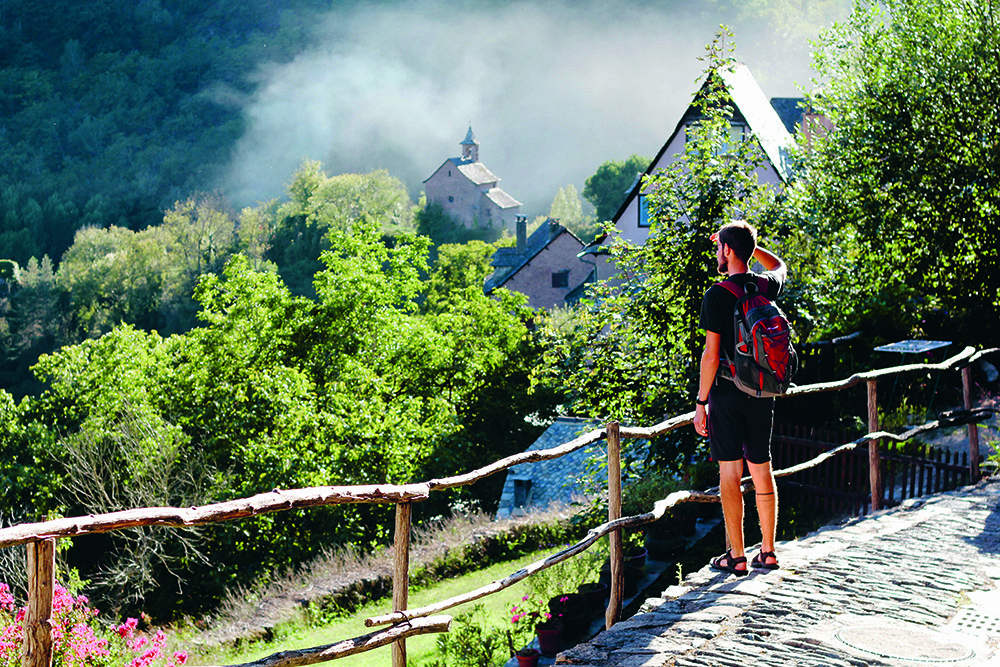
[222, 0, 851, 217]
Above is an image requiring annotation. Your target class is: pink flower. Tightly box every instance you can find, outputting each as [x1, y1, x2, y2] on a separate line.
[116, 617, 140, 638]
[0, 584, 15, 612]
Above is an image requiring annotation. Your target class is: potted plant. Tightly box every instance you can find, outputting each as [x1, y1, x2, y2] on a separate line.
[515, 647, 542, 667]
[508, 595, 550, 657]
[535, 618, 564, 656]
[577, 581, 608, 615]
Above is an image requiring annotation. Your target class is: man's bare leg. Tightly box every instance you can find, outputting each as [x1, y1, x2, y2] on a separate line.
[748, 461, 778, 566]
[718, 459, 747, 572]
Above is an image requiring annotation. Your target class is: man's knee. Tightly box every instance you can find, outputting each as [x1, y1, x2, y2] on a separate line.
[747, 462, 776, 493]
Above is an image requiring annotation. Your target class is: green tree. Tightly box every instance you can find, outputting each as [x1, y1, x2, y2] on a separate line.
[583, 154, 651, 223]
[538, 31, 785, 468]
[549, 183, 597, 242]
[794, 0, 1000, 344]
[268, 162, 417, 296]
[423, 241, 496, 315]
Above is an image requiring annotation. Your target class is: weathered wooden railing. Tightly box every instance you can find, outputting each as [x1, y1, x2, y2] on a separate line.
[0, 346, 995, 667]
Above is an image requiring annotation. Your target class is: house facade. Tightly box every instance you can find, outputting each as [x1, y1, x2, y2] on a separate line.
[579, 62, 806, 284]
[484, 217, 591, 310]
[423, 126, 522, 230]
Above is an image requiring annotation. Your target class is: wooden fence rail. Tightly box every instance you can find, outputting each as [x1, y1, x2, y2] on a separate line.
[2, 345, 996, 667]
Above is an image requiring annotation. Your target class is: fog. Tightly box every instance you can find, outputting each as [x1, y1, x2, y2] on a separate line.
[221, 0, 851, 217]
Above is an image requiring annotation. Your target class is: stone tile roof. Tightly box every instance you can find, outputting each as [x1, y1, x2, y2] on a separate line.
[768, 96, 806, 135]
[484, 219, 579, 294]
[485, 186, 522, 209]
[608, 62, 797, 227]
[496, 417, 604, 519]
[455, 159, 499, 185]
[716, 63, 796, 182]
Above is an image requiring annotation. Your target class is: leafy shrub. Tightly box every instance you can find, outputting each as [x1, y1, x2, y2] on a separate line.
[431, 603, 505, 667]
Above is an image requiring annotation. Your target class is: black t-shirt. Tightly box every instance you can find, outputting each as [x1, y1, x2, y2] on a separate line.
[699, 272, 784, 394]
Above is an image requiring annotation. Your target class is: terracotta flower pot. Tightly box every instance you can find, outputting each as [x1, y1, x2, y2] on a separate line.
[624, 545, 648, 568]
[516, 648, 541, 667]
[577, 582, 608, 614]
[535, 621, 563, 656]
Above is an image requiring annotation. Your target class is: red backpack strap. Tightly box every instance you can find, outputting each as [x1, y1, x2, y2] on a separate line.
[756, 276, 769, 297]
[718, 280, 744, 299]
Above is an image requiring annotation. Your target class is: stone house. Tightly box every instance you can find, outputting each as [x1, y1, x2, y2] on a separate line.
[579, 62, 808, 280]
[423, 126, 522, 230]
[484, 216, 591, 310]
[495, 417, 603, 519]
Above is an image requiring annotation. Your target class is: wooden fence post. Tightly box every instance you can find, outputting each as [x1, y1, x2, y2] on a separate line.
[962, 365, 981, 482]
[867, 380, 882, 511]
[606, 421, 623, 630]
[22, 539, 55, 667]
[392, 502, 412, 667]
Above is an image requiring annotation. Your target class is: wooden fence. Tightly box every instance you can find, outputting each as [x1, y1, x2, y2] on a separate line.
[0, 346, 996, 667]
[773, 425, 973, 517]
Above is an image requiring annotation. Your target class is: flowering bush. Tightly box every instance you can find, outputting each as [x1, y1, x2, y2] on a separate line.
[506, 594, 552, 646]
[0, 582, 186, 667]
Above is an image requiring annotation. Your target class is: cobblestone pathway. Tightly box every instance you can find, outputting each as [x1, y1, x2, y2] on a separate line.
[558, 478, 1000, 666]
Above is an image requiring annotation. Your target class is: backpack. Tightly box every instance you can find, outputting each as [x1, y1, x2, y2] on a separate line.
[716, 276, 798, 398]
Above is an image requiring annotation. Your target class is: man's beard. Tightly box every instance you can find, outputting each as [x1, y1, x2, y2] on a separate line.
[717, 258, 728, 275]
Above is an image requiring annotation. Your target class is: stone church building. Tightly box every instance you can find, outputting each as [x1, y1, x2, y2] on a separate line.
[423, 126, 522, 230]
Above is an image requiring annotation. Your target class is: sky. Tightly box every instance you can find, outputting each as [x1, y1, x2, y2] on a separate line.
[221, 0, 852, 217]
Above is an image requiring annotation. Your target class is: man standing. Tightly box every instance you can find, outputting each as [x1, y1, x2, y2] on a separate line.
[693, 220, 785, 576]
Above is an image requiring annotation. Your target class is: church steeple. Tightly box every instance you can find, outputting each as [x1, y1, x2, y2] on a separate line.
[460, 124, 480, 162]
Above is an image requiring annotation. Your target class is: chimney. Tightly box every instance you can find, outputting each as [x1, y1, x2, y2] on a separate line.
[515, 215, 527, 251]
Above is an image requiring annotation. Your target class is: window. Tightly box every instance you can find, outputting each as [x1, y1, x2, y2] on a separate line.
[684, 122, 748, 155]
[552, 270, 570, 288]
[638, 194, 650, 228]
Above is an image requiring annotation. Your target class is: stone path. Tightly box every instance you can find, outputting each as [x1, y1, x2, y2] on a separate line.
[557, 477, 1000, 666]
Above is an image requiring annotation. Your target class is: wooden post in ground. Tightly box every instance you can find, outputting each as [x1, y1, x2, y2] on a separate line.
[392, 502, 412, 667]
[962, 365, 981, 483]
[22, 539, 55, 667]
[867, 380, 882, 511]
[606, 421, 623, 630]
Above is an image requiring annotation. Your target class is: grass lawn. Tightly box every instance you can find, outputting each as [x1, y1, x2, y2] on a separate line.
[196, 545, 570, 667]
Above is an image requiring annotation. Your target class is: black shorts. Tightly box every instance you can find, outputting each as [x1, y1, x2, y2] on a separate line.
[707, 389, 775, 464]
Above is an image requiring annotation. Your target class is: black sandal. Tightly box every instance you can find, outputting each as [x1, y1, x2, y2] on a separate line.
[751, 550, 779, 570]
[710, 549, 749, 577]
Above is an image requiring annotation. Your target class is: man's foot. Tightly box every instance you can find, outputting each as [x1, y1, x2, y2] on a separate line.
[710, 549, 749, 577]
[751, 550, 779, 570]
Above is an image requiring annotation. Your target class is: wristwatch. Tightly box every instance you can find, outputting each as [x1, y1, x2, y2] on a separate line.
[695, 397, 708, 406]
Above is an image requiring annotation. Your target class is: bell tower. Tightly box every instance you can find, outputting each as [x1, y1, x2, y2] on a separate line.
[460, 124, 479, 162]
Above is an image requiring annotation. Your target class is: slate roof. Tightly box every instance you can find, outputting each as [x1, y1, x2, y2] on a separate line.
[455, 159, 499, 185]
[485, 186, 522, 209]
[484, 219, 579, 293]
[769, 96, 807, 135]
[461, 125, 479, 146]
[495, 417, 604, 519]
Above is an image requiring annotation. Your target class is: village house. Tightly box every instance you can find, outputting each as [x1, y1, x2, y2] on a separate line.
[578, 61, 812, 285]
[483, 216, 591, 310]
[423, 126, 522, 231]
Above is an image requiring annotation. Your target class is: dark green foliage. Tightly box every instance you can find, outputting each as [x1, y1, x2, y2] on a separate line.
[416, 203, 501, 248]
[583, 154, 651, 223]
[0, 206, 557, 618]
[0, 0, 324, 263]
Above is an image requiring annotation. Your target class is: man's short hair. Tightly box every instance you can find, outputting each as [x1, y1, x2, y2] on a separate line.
[718, 220, 757, 262]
